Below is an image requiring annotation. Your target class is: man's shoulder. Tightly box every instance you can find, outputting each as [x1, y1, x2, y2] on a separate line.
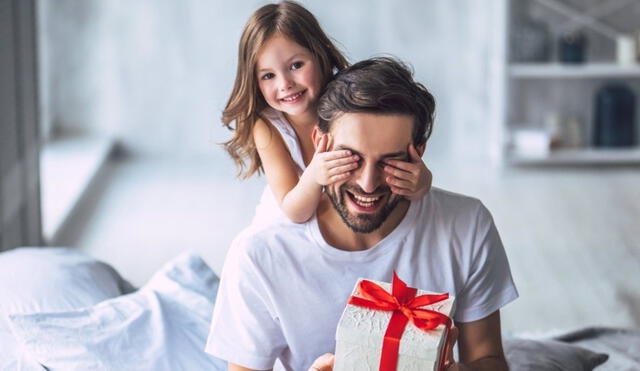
[426, 187, 487, 214]
[415, 187, 494, 232]
[228, 220, 311, 263]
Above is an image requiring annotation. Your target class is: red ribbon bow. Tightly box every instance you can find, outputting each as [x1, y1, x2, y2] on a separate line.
[347, 272, 452, 371]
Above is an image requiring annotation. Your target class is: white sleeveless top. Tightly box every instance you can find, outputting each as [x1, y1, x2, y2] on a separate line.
[250, 107, 307, 230]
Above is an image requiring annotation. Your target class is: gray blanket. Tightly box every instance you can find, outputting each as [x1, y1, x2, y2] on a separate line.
[554, 327, 640, 371]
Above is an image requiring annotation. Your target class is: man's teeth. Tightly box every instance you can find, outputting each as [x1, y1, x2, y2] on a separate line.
[352, 194, 380, 207]
[282, 91, 303, 102]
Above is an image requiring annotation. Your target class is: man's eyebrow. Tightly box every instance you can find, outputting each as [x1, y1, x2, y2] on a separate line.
[334, 145, 407, 160]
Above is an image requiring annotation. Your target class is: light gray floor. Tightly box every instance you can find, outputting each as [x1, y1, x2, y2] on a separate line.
[62, 151, 640, 335]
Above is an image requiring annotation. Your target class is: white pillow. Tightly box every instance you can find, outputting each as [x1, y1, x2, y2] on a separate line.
[0, 247, 130, 370]
[8, 252, 226, 371]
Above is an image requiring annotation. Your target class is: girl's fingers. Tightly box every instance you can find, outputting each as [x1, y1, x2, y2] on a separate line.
[327, 162, 358, 176]
[384, 165, 416, 181]
[386, 176, 414, 190]
[384, 160, 417, 173]
[328, 172, 351, 183]
[321, 150, 354, 162]
[315, 134, 329, 154]
[326, 155, 359, 167]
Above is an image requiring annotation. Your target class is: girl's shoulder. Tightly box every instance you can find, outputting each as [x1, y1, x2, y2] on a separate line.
[260, 107, 295, 132]
[252, 115, 278, 150]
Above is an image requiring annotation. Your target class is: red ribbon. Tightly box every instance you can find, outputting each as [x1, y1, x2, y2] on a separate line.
[347, 272, 452, 371]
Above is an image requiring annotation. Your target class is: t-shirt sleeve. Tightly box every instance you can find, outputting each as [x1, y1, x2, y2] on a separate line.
[454, 203, 519, 323]
[205, 231, 286, 369]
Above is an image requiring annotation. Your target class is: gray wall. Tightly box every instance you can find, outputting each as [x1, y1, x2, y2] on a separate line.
[37, 0, 501, 160]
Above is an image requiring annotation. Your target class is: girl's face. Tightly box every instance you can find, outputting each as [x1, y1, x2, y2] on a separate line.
[256, 34, 323, 118]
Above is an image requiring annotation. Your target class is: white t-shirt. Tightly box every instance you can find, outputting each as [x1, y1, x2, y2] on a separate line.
[251, 108, 306, 230]
[206, 188, 518, 371]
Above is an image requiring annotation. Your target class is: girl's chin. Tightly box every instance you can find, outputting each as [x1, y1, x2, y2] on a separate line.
[280, 104, 313, 117]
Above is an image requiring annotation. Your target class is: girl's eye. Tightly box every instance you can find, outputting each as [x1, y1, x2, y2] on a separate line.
[261, 72, 275, 80]
[290, 61, 304, 70]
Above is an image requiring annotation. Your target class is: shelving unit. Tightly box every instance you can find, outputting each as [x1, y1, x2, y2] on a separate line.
[509, 63, 640, 79]
[501, 0, 640, 166]
[507, 147, 640, 165]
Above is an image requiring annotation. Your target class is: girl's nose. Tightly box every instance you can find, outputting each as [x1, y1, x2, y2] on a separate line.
[279, 75, 294, 91]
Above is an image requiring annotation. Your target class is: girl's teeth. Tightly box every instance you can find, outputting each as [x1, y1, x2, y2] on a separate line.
[282, 92, 302, 102]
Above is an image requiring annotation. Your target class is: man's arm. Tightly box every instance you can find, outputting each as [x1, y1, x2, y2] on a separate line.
[454, 310, 508, 371]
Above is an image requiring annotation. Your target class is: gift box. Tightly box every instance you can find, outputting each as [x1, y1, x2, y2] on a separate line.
[334, 273, 455, 371]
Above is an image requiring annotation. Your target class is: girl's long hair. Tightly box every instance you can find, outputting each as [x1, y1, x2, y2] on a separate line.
[222, 1, 348, 178]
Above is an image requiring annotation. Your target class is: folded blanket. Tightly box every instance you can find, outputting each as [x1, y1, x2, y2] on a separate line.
[554, 327, 640, 371]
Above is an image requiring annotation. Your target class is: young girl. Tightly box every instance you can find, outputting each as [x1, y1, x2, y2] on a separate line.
[223, 1, 431, 229]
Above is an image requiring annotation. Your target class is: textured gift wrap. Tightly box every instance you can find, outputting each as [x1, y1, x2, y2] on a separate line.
[334, 276, 455, 371]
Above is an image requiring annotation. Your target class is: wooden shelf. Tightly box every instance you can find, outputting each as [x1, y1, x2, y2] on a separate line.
[509, 63, 640, 79]
[506, 147, 640, 165]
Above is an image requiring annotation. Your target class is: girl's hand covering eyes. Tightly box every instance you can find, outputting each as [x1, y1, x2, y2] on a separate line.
[307, 134, 359, 186]
[383, 143, 432, 200]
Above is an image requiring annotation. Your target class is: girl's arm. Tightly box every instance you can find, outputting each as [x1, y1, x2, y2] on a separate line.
[253, 119, 357, 223]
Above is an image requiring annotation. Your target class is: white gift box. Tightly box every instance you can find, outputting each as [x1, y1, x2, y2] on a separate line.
[334, 278, 455, 371]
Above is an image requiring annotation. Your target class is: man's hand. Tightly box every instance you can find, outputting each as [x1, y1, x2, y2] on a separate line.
[442, 326, 473, 370]
[383, 143, 432, 200]
[308, 353, 335, 371]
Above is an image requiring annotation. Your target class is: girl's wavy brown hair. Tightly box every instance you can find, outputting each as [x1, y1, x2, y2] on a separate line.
[223, 1, 348, 178]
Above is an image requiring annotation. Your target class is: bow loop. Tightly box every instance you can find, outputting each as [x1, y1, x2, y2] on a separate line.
[406, 292, 449, 309]
[359, 279, 399, 305]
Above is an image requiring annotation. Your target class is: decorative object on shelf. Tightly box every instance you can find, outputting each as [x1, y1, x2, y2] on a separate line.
[544, 113, 585, 148]
[511, 18, 551, 62]
[543, 112, 563, 147]
[616, 35, 637, 65]
[512, 128, 552, 157]
[559, 31, 587, 64]
[563, 117, 585, 148]
[593, 83, 636, 147]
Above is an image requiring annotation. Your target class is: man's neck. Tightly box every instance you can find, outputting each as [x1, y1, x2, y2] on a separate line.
[316, 196, 411, 251]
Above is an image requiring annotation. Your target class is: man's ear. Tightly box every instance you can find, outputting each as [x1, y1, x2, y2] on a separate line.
[417, 143, 426, 157]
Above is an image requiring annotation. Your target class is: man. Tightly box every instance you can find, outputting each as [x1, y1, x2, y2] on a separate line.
[206, 57, 518, 371]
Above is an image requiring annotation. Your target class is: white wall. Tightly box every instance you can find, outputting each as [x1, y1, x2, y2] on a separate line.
[38, 0, 501, 160]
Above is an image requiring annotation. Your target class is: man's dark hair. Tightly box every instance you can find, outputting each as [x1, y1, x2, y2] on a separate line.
[317, 57, 435, 146]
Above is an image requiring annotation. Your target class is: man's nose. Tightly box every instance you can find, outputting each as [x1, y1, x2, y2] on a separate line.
[355, 162, 382, 194]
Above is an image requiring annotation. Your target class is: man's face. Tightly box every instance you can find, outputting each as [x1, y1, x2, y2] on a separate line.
[324, 112, 414, 233]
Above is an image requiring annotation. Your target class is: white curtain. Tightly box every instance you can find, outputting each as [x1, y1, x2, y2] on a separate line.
[0, 0, 41, 251]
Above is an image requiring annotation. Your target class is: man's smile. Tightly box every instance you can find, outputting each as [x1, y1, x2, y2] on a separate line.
[344, 189, 386, 213]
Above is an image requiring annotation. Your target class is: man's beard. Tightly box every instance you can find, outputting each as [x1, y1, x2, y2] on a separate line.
[326, 183, 401, 233]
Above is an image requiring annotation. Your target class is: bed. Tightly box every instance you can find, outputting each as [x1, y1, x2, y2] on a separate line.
[0, 247, 637, 370]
